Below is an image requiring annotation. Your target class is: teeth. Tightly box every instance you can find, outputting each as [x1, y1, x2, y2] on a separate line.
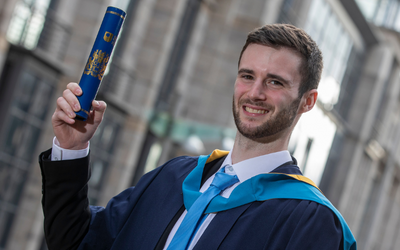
[245, 107, 266, 114]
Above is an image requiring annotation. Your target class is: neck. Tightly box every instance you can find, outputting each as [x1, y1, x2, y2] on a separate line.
[231, 131, 290, 164]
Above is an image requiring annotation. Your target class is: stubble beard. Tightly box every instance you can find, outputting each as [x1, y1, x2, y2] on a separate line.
[232, 96, 301, 141]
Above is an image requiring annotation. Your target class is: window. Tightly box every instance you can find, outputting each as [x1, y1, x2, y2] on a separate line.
[7, 0, 52, 49]
[357, 0, 400, 32]
[0, 67, 55, 248]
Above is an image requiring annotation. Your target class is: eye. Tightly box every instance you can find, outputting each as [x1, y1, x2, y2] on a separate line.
[242, 74, 254, 80]
[269, 80, 283, 86]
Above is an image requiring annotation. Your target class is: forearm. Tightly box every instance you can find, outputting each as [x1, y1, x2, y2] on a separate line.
[39, 149, 91, 250]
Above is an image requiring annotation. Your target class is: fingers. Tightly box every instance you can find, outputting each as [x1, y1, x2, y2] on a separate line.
[62, 90, 80, 113]
[53, 82, 82, 124]
[66, 82, 82, 96]
[53, 82, 106, 126]
[53, 97, 75, 124]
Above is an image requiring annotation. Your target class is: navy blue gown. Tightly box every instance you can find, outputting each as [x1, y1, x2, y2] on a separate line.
[39, 149, 345, 250]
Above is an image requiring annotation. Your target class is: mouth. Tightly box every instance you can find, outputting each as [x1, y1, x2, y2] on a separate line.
[243, 105, 268, 114]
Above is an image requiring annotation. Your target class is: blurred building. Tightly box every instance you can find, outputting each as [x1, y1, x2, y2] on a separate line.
[0, 0, 400, 249]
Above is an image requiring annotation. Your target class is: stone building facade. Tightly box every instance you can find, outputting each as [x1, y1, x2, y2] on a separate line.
[0, 0, 400, 249]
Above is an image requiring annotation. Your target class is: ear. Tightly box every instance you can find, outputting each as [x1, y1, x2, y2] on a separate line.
[299, 89, 318, 114]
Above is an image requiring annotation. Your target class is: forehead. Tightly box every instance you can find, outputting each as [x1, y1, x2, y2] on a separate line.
[239, 44, 303, 84]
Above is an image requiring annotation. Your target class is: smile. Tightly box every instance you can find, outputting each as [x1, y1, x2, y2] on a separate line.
[244, 106, 268, 114]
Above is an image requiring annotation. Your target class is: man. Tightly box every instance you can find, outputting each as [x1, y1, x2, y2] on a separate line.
[40, 24, 356, 249]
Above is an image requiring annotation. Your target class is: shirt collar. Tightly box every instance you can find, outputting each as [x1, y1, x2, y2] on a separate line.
[221, 150, 292, 183]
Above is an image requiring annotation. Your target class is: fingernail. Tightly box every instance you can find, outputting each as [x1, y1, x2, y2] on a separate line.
[74, 104, 80, 111]
[69, 112, 75, 118]
[94, 101, 100, 107]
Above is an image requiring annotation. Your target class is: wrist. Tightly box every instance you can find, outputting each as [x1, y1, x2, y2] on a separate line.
[55, 137, 89, 150]
[52, 137, 90, 161]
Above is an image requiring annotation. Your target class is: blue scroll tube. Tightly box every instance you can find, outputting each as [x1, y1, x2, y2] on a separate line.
[75, 6, 126, 121]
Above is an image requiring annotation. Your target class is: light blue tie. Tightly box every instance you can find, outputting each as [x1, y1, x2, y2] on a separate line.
[167, 166, 239, 250]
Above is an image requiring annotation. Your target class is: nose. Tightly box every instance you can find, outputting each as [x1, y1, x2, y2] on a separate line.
[248, 80, 266, 101]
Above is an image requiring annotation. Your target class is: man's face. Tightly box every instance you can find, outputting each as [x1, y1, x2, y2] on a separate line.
[233, 44, 304, 141]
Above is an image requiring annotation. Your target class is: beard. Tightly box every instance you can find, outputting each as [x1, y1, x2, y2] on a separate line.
[232, 96, 301, 140]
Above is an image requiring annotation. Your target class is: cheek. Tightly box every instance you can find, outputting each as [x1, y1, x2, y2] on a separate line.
[270, 87, 297, 101]
[275, 95, 299, 111]
[234, 82, 249, 99]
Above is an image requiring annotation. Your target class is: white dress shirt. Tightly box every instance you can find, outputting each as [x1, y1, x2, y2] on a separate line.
[51, 138, 292, 249]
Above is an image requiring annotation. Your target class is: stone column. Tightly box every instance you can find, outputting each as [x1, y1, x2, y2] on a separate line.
[364, 159, 395, 250]
[381, 181, 400, 250]
[339, 44, 393, 221]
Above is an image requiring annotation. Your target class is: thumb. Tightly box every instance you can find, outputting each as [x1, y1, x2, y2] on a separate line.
[91, 100, 107, 125]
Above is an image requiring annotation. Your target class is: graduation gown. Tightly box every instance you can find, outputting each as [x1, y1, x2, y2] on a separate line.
[39, 149, 353, 250]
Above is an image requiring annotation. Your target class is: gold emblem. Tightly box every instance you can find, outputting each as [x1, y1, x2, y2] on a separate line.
[98, 55, 109, 80]
[104, 31, 113, 42]
[84, 49, 110, 80]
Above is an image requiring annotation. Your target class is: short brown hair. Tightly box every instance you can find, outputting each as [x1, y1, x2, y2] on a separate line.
[238, 24, 323, 97]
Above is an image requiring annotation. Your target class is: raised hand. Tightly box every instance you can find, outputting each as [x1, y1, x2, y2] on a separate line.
[52, 82, 107, 150]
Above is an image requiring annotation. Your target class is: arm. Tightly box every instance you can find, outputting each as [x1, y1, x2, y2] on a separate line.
[40, 150, 163, 250]
[40, 149, 91, 250]
[40, 82, 106, 249]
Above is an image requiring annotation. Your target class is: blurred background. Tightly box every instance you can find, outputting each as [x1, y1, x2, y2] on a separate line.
[0, 0, 399, 249]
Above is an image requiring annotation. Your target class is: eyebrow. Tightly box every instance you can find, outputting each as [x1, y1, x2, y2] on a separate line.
[238, 68, 254, 75]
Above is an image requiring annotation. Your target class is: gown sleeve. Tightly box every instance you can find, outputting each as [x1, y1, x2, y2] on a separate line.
[39, 148, 166, 250]
[39, 148, 92, 250]
[263, 199, 344, 250]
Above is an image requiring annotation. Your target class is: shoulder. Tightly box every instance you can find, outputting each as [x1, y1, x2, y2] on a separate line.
[280, 199, 342, 229]
[251, 198, 341, 228]
[158, 155, 199, 174]
[162, 155, 199, 167]
[137, 155, 199, 185]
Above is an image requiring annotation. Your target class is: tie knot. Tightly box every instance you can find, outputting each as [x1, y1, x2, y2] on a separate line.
[210, 166, 239, 191]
